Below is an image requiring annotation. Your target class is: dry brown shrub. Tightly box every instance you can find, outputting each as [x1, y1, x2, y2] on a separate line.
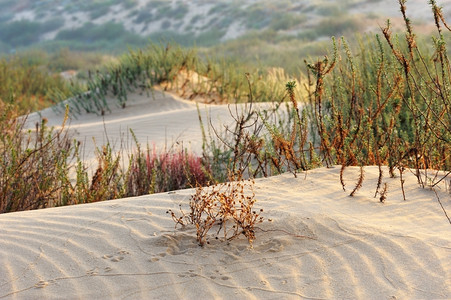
[168, 178, 263, 246]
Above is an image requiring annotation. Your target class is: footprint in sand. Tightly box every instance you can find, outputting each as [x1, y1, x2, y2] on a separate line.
[253, 238, 284, 253]
[188, 270, 196, 277]
[35, 280, 49, 288]
[178, 270, 197, 278]
[102, 250, 129, 262]
[86, 268, 99, 276]
[111, 256, 124, 262]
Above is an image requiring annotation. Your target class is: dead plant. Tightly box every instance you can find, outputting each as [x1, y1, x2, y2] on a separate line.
[168, 177, 263, 246]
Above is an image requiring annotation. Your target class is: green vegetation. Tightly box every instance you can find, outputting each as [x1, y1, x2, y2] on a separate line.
[49, 42, 304, 116]
[315, 3, 345, 17]
[206, 31, 332, 74]
[134, 10, 153, 24]
[0, 49, 112, 114]
[298, 17, 362, 39]
[51, 22, 148, 53]
[0, 55, 72, 113]
[148, 28, 227, 47]
[269, 13, 306, 31]
[1, 0, 418, 62]
[0, 0, 366, 54]
[0, 19, 62, 48]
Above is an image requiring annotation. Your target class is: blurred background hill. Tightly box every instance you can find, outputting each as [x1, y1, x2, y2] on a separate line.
[1, 0, 449, 53]
[1, 0, 450, 112]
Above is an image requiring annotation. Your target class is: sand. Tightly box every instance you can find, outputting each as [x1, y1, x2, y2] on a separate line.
[1, 90, 450, 299]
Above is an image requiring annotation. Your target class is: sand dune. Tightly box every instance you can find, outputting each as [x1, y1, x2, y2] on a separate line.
[0, 166, 449, 299]
[25, 89, 212, 156]
[2, 91, 450, 299]
[25, 88, 275, 162]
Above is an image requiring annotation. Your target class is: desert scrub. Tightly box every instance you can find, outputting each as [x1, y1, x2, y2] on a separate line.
[168, 178, 263, 246]
[201, 0, 450, 201]
[0, 105, 215, 213]
[295, 0, 450, 197]
[0, 54, 75, 114]
[0, 105, 75, 213]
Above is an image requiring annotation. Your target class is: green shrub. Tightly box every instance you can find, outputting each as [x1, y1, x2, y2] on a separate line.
[90, 6, 111, 19]
[243, 5, 271, 29]
[41, 17, 65, 32]
[47, 48, 111, 72]
[161, 19, 171, 29]
[269, 13, 305, 31]
[53, 22, 148, 52]
[298, 17, 361, 39]
[134, 10, 153, 24]
[316, 3, 344, 17]
[171, 4, 189, 20]
[0, 20, 42, 47]
[0, 54, 74, 113]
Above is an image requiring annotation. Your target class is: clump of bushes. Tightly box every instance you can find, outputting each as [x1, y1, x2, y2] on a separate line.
[0, 54, 74, 113]
[0, 106, 213, 213]
[51, 22, 148, 52]
[122, 136, 212, 197]
[0, 105, 74, 212]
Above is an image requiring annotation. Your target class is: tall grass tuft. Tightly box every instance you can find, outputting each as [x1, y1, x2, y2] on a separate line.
[0, 55, 75, 114]
[0, 104, 74, 212]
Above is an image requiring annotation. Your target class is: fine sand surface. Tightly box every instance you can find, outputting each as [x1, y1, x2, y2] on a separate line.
[2, 91, 451, 299]
[24, 88, 224, 156]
